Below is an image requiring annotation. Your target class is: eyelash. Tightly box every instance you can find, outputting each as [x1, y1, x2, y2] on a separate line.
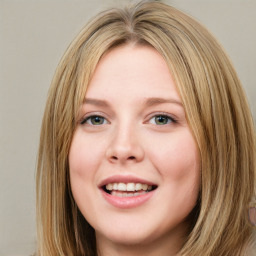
[148, 113, 177, 125]
[80, 115, 109, 125]
[80, 113, 178, 126]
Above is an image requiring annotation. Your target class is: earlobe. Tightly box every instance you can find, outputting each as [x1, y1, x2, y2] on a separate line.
[249, 203, 256, 226]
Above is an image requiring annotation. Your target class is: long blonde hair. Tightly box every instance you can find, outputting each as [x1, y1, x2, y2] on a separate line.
[36, 1, 256, 255]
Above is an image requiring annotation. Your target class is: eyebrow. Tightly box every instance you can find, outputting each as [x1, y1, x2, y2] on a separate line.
[83, 98, 109, 107]
[144, 97, 183, 107]
[83, 97, 183, 107]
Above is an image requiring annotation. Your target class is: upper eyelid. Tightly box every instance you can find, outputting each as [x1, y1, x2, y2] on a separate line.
[145, 112, 178, 122]
[81, 111, 107, 118]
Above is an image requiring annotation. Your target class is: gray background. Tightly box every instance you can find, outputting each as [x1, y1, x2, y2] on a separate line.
[1, 0, 255, 255]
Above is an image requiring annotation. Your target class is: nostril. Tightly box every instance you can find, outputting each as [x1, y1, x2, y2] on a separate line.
[111, 156, 135, 160]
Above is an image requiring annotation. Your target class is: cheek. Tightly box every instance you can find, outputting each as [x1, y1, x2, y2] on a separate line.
[69, 131, 106, 177]
[68, 131, 105, 214]
[68, 134, 91, 199]
[148, 130, 200, 188]
[68, 131, 105, 211]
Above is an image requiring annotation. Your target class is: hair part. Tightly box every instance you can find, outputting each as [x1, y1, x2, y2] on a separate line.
[36, 1, 256, 255]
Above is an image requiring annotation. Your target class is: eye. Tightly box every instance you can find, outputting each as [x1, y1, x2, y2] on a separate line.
[149, 115, 176, 125]
[81, 115, 108, 125]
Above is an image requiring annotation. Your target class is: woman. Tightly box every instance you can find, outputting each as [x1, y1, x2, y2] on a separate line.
[36, 1, 256, 255]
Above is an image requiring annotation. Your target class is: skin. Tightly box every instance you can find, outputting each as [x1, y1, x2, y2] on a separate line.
[69, 44, 200, 256]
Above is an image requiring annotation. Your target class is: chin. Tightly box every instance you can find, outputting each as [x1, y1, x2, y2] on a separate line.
[94, 215, 188, 248]
[96, 228, 156, 246]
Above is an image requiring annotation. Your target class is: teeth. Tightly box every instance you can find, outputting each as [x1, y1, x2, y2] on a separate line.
[117, 183, 126, 191]
[142, 184, 147, 191]
[127, 183, 135, 191]
[135, 183, 142, 191]
[105, 182, 153, 192]
[106, 183, 113, 190]
[112, 190, 147, 198]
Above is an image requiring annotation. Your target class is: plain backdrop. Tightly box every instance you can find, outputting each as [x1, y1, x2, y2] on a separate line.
[0, 0, 255, 255]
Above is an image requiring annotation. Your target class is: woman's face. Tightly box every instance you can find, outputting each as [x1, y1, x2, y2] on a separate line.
[69, 45, 200, 248]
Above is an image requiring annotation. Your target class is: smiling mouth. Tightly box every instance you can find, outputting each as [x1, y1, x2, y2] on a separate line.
[103, 182, 158, 198]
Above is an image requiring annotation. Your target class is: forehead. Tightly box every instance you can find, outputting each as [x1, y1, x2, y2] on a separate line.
[85, 44, 180, 101]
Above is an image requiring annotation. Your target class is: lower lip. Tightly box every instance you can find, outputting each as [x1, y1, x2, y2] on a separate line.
[101, 189, 156, 209]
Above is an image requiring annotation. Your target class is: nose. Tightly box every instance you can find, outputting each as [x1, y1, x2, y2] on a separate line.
[105, 125, 145, 164]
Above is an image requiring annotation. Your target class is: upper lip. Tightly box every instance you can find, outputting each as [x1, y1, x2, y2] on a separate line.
[98, 175, 157, 188]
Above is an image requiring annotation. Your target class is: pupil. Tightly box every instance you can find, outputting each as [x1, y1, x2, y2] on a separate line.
[156, 116, 167, 124]
[93, 116, 103, 124]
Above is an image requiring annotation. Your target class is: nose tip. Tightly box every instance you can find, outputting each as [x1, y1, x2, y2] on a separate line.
[106, 139, 144, 164]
